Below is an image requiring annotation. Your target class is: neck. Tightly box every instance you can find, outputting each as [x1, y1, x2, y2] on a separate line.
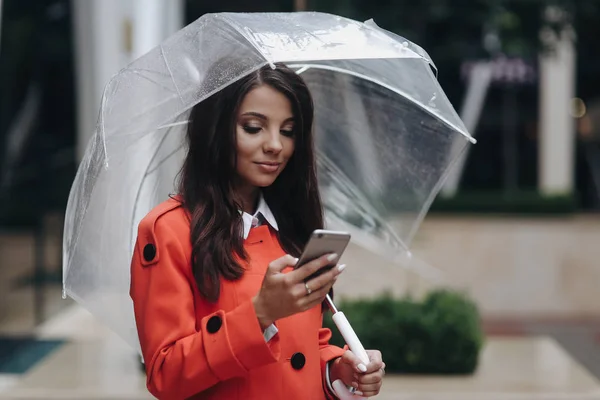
[236, 185, 259, 214]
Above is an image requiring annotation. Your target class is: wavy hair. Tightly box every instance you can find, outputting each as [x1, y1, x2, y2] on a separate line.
[178, 63, 323, 302]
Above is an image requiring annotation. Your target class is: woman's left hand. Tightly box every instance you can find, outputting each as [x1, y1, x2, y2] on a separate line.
[329, 349, 385, 397]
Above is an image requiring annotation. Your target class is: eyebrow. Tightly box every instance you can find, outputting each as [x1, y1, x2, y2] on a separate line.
[240, 111, 294, 123]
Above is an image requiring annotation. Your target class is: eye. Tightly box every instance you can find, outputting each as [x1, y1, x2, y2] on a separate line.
[280, 129, 295, 137]
[243, 125, 261, 134]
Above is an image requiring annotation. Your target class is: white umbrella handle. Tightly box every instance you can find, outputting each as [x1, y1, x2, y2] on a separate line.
[331, 311, 370, 399]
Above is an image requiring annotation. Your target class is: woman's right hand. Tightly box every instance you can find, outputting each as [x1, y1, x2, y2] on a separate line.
[252, 254, 345, 329]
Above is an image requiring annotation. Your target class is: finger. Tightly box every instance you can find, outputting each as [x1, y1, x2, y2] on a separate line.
[340, 350, 368, 373]
[357, 384, 382, 398]
[367, 350, 382, 363]
[297, 281, 334, 309]
[288, 253, 339, 282]
[357, 379, 383, 396]
[365, 359, 384, 374]
[268, 254, 298, 273]
[305, 263, 345, 292]
[357, 372, 383, 385]
[365, 350, 383, 373]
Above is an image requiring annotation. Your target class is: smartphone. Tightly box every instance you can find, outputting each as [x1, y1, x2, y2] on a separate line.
[295, 229, 351, 281]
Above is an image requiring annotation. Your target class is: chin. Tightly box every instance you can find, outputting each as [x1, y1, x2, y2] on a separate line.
[249, 176, 279, 188]
[255, 179, 278, 188]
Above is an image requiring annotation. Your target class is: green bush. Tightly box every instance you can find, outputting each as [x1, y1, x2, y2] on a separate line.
[429, 190, 577, 214]
[323, 289, 484, 374]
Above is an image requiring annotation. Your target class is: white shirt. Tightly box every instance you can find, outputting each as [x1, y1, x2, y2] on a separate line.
[240, 194, 279, 240]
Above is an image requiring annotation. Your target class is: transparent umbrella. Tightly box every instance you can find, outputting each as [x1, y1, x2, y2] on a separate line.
[63, 10, 474, 379]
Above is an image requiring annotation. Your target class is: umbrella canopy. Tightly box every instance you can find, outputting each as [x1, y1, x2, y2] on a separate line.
[63, 11, 474, 351]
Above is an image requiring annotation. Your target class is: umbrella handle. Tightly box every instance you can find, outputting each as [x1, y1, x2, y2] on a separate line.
[331, 311, 369, 399]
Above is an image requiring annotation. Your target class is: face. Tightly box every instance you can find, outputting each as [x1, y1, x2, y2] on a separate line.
[234, 84, 296, 196]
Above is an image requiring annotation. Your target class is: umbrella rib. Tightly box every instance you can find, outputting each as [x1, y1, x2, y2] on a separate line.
[109, 120, 190, 140]
[145, 144, 185, 175]
[218, 14, 275, 68]
[160, 45, 185, 105]
[286, 62, 475, 143]
[129, 129, 173, 249]
[128, 69, 182, 94]
[101, 65, 265, 142]
[406, 137, 470, 246]
[317, 152, 407, 252]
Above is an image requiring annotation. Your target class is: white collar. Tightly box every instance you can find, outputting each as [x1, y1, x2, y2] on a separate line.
[240, 193, 279, 240]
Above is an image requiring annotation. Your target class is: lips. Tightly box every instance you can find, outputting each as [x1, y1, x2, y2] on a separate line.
[255, 162, 281, 166]
[254, 161, 282, 173]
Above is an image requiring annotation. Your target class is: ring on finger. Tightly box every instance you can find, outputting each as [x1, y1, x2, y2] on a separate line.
[304, 282, 312, 295]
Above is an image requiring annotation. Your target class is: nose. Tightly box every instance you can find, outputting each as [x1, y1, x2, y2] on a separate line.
[263, 129, 283, 154]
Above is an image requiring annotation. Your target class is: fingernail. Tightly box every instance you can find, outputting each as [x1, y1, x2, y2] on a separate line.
[355, 391, 364, 396]
[351, 381, 359, 388]
[357, 363, 367, 372]
[327, 253, 338, 262]
[337, 264, 346, 273]
[294, 257, 299, 265]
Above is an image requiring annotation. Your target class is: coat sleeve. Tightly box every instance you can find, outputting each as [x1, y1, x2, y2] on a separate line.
[130, 214, 281, 400]
[318, 319, 346, 399]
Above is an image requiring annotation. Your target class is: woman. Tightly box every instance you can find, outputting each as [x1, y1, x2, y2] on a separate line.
[130, 63, 384, 400]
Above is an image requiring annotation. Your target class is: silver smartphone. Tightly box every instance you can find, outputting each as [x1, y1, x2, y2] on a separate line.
[295, 229, 351, 280]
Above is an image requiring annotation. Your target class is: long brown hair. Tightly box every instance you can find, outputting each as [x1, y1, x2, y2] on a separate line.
[178, 63, 323, 302]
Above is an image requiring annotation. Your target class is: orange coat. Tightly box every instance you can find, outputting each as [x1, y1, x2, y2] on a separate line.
[130, 198, 345, 400]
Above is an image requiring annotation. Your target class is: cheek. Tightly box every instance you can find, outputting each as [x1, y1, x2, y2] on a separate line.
[235, 132, 252, 162]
